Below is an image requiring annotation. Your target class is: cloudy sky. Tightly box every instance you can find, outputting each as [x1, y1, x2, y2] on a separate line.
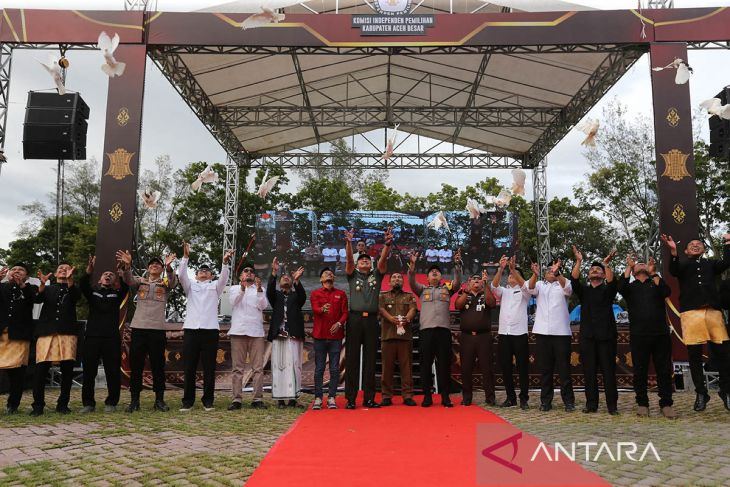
[1, 0, 729, 248]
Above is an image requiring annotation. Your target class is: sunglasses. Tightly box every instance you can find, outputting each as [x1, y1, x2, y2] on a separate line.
[242, 268, 254, 273]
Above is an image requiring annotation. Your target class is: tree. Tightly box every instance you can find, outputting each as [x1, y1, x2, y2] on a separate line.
[295, 177, 359, 213]
[693, 140, 730, 251]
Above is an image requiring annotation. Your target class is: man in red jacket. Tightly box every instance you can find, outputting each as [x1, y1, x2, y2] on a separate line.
[310, 267, 348, 410]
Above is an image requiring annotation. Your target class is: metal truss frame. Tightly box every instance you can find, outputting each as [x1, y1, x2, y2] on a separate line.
[523, 46, 646, 168]
[249, 152, 521, 169]
[218, 105, 561, 128]
[0, 43, 12, 156]
[223, 155, 240, 284]
[532, 160, 551, 269]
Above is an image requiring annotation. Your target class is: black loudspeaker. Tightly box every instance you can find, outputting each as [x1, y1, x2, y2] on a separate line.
[707, 87, 730, 160]
[22, 92, 89, 160]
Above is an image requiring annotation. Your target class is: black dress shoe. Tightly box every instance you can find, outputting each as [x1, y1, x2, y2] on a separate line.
[363, 400, 381, 408]
[421, 396, 433, 408]
[6, 406, 18, 415]
[30, 408, 44, 417]
[56, 405, 71, 415]
[251, 401, 268, 409]
[719, 392, 730, 411]
[693, 393, 711, 412]
[442, 400, 454, 408]
[403, 398, 417, 406]
[538, 403, 552, 412]
[484, 399, 496, 407]
[564, 403, 576, 412]
[381, 398, 393, 407]
[227, 402, 242, 411]
[126, 401, 140, 413]
[154, 400, 170, 412]
[462, 399, 472, 406]
[500, 399, 516, 408]
[582, 407, 598, 414]
[277, 400, 287, 409]
[608, 409, 620, 416]
[519, 401, 529, 410]
[345, 401, 356, 410]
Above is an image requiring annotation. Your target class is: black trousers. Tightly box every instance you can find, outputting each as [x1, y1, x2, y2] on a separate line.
[345, 313, 379, 403]
[419, 327, 452, 399]
[182, 329, 219, 407]
[580, 337, 618, 411]
[459, 332, 495, 402]
[129, 328, 167, 399]
[5, 366, 27, 409]
[535, 334, 574, 406]
[630, 333, 673, 408]
[81, 336, 121, 407]
[32, 360, 74, 410]
[498, 333, 530, 403]
[687, 340, 730, 396]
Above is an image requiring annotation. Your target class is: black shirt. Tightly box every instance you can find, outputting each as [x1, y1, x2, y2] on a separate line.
[458, 292, 492, 333]
[0, 282, 38, 341]
[570, 276, 618, 340]
[80, 273, 129, 338]
[668, 244, 730, 312]
[34, 283, 82, 337]
[720, 278, 730, 311]
[266, 275, 307, 341]
[617, 276, 671, 335]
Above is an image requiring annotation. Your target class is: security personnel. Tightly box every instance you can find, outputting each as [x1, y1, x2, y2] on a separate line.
[378, 272, 418, 406]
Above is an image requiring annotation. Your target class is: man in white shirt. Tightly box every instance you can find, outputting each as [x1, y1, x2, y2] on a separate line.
[438, 247, 453, 273]
[527, 259, 575, 412]
[491, 255, 531, 410]
[322, 246, 338, 264]
[425, 246, 439, 267]
[178, 242, 232, 411]
[227, 264, 269, 411]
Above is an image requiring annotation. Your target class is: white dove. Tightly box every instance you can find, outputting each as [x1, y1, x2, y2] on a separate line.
[483, 195, 497, 206]
[38, 56, 65, 95]
[241, 6, 286, 29]
[427, 211, 450, 232]
[382, 123, 400, 161]
[575, 118, 600, 147]
[97, 31, 126, 78]
[511, 168, 527, 196]
[257, 169, 280, 199]
[652, 58, 693, 85]
[699, 97, 730, 120]
[137, 188, 161, 209]
[465, 198, 486, 220]
[191, 165, 219, 192]
[494, 190, 512, 208]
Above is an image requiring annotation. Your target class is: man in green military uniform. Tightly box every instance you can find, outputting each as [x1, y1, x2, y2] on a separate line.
[378, 272, 418, 406]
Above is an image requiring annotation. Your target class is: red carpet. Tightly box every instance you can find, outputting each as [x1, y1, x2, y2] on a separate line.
[245, 394, 609, 487]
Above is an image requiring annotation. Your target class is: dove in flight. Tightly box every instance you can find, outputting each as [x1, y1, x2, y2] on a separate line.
[241, 6, 288, 29]
[575, 118, 600, 147]
[652, 58, 693, 85]
[699, 97, 730, 120]
[191, 165, 219, 192]
[382, 123, 400, 161]
[38, 56, 66, 95]
[427, 211, 450, 232]
[257, 169, 280, 199]
[138, 188, 161, 209]
[465, 198, 486, 220]
[97, 31, 126, 78]
[494, 190, 512, 208]
[510, 168, 527, 196]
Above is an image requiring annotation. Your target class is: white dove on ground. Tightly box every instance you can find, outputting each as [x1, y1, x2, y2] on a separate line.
[511, 168, 527, 195]
[427, 211, 450, 232]
[575, 117, 599, 147]
[38, 56, 65, 95]
[652, 58, 693, 85]
[465, 198, 486, 220]
[241, 6, 286, 29]
[191, 165, 219, 192]
[382, 123, 400, 161]
[494, 190, 512, 208]
[97, 31, 126, 78]
[257, 169, 280, 199]
[699, 97, 730, 120]
[137, 188, 161, 209]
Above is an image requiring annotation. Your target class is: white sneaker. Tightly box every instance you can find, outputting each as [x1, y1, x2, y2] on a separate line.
[312, 398, 322, 410]
[327, 397, 337, 409]
[179, 406, 193, 412]
[203, 405, 215, 412]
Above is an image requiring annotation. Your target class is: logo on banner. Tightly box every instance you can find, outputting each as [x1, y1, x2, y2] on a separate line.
[660, 149, 691, 181]
[109, 202, 124, 223]
[672, 203, 686, 224]
[352, 0, 434, 35]
[374, 0, 411, 15]
[105, 148, 135, 180]
[665, 107, 680, 127]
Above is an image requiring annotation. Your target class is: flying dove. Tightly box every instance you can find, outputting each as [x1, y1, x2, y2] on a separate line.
[241, 6, 287, 29]
[494, 190, 512, 208]
[699, 97, 730, 120]
[137, 188, 161, 209]
[575, 117, 600, 147]
[511, 168, 527, 195]
[484, 195, 497, 206]
[382, 123, 400, 161]
[465, 198, 486, 220]
[427, 211, 450, 232]
[257, 169, 280, 199]
[97, 31, 126, 78]
[38, 56, 66, 95]
[652, 58, 693, 85]
[191, 165, 219, 192]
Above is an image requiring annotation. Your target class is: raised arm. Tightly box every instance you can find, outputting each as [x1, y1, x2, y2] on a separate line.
[603, 248, 617, 283]
[713, 235, 730, 273]
[552, 260, 567, 289]
[571, 245, 582, 280]
[344, 229, 355, 276]
[377, 227, 394, 274]
[407, 252, 424, 296]
[492, 255, 507, 289]
[661, 234, 680, 276]
[177, 241, 192, 295]
[450, 248, 462, 294]
[527, 262, 539, 291]
[216, 250, 234, 295]
[164, 253, 178, 289]
[508, 256, 526, 287]
[483, 269, 496, 307]
[292, 266, 307, 307]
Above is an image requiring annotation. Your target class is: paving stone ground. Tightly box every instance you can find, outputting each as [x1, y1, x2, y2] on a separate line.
[0, 387, 728, 486]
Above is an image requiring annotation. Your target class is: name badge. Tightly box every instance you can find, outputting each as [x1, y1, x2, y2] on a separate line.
[476, 304, 484, 312]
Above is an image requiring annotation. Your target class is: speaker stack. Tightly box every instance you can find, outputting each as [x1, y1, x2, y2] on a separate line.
[709, 87, 730, 160]
[22, 91, 89, 160]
